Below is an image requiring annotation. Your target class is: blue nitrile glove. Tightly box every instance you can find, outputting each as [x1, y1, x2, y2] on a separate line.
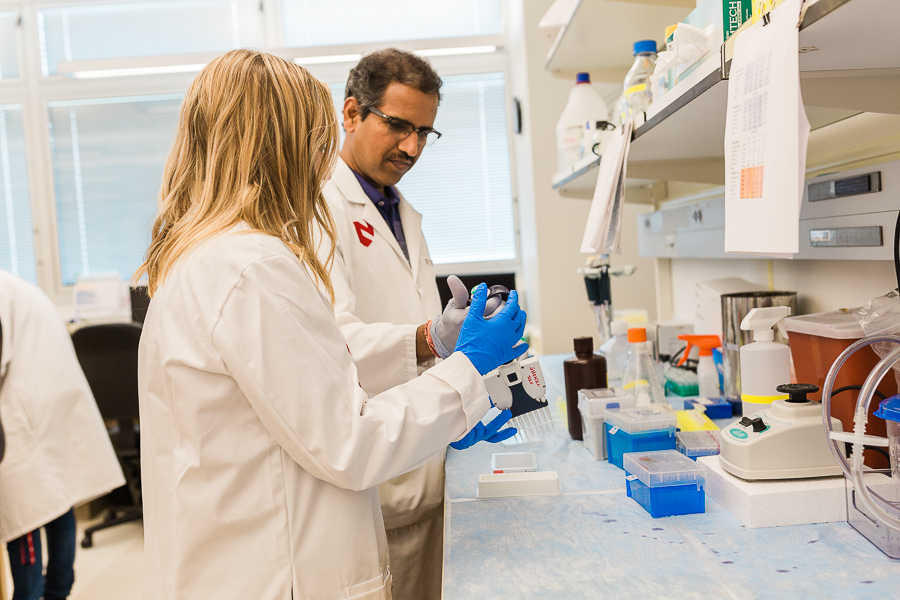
[455, 284, 528, 376]
[450, 409, 517, 450]
[430, 275, 470, 359]
[431, 278, 510, 358]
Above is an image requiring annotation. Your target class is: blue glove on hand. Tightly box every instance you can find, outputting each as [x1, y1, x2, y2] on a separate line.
[455, 284, 528, 376]
[450, 409, 517, 450]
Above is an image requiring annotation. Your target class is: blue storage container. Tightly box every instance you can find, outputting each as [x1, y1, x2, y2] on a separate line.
[688, 397, 733, 419]
[604, 406, 676, 469]
[624, 450, 706, 518]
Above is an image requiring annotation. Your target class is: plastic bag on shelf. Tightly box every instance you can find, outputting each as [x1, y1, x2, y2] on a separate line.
[652, 23, 716, 81]
[855, 288, 900, 388]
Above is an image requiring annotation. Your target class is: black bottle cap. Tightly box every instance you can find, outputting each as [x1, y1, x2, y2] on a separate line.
[574, 337, 594, 353]
[776, 383, 819, 403]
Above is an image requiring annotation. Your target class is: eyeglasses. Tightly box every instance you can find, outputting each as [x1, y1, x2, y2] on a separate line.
[365, 106, 442, 146]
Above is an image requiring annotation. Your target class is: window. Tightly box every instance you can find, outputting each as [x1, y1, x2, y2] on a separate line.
[282, 0, 502, 48]
[48, 95, 182, 285]
[402, 73, 515, 264]
[0, 11, 18, 79]
[1, 2, 513, 295]
[38, 1, 262, 76]
[331, 72, 516, 265]
[0, 105, 37, 283]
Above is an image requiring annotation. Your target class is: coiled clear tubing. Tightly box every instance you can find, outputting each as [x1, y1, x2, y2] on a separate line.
[822, 336, 900, 531]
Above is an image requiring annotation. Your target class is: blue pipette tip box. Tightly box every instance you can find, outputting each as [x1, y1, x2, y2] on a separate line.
[688, 397, 733, 419]
[604, 407, 676, 469]
[624, 450, 706, 518]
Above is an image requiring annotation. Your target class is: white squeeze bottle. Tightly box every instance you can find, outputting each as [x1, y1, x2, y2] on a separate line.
[739, 307, 792, 417]
[599, 320, 630, 384]
[677, 335, 722, 399]
[555, 72, 609, 172]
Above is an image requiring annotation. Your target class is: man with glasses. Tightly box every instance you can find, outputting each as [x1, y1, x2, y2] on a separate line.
[318, 49, 467, 600]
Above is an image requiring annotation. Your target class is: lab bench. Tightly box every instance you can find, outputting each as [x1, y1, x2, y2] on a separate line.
[442, 354, 900, 599]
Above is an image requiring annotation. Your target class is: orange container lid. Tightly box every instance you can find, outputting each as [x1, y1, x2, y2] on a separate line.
[783, 310, 864, 340]
[627, 327, 647, 343]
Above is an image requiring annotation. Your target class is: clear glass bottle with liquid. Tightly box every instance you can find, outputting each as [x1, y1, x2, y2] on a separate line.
[623, 40, 658, 117]
[599, 320, 630, 385]
[621, 327, 666, 406]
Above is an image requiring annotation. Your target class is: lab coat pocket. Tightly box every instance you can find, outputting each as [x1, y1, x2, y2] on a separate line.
[179, 455, 275, 522]
[347, 570, 392, 600]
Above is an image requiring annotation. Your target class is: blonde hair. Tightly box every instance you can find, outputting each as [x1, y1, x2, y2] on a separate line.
[137, 49, 339, 300]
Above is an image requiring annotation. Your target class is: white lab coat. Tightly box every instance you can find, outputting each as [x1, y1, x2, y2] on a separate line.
[0, 270, 125, 544]
[138, 224, 489, 600]
[320, 159, 446, 598]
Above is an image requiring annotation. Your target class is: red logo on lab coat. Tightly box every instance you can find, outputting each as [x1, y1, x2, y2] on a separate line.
[353, 221, 375, 247]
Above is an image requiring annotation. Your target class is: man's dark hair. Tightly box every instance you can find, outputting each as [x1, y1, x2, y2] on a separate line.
[345, 48, 442, 119]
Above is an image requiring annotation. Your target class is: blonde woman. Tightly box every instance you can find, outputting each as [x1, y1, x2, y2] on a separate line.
[136, 49, 526, 600]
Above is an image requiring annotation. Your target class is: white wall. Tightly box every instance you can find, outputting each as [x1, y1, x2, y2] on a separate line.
[507, 0, 658, 354]
[669, 258, 896, 322]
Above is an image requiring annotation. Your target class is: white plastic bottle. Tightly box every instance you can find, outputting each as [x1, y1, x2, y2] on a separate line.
[623, 40, 658, 117]
[621, 327, 666, 406]
[599, 320, 630, 384]
[555, 72, 609, 172]
[739, 307, 792, 417]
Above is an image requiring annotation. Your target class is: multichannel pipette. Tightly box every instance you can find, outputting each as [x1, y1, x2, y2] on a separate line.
[483, 357, 554, 443]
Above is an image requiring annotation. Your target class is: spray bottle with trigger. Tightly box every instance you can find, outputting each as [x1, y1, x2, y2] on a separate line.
[739, 306, 792, 417]
[677, 335, 722, 399]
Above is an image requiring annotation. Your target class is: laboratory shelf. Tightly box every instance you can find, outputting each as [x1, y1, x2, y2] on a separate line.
[640, 0, 900, 165]
[550, 152, 601, 197]
[544, 0, 693, 82]
[724, 0, 900, 75]
[552, 0, 900, 193]
[628, 53, 729, 184]
[638, 0, 900, 156]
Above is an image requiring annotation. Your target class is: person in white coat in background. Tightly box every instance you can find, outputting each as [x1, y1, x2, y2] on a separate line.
[0, 269, 125, 600]
[136, 49, 527, 600]
[318, 48, 515, 599]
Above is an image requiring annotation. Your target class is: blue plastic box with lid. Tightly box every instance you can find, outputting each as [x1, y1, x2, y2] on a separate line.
[604, 406, 676, 469]
[688, 397, 733, 419]
[624, 450, 706, 518]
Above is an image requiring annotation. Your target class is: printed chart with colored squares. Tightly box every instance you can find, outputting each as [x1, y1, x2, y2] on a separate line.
[739, 52, 771, 199]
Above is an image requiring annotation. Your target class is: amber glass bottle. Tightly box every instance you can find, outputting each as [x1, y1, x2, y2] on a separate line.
[563, 337, 608, 440]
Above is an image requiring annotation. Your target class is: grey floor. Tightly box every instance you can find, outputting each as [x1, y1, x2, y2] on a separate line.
[2, 516, 143, 600]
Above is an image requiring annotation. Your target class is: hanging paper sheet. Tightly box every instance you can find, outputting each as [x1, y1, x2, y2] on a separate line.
[581, 119, 633, 255]
[724, 0, 810, 258]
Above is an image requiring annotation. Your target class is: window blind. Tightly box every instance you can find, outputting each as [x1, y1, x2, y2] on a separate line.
[330, 72, 516, 265]
[282, 0, 501, 49]
[0, 105, 37, 283]
[48, 95, 182, 285]
[0, 12, 18, 80]
[38, 1, 262, 76]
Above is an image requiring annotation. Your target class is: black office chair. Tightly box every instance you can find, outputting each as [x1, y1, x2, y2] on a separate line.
[71, 323, 143, 548]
